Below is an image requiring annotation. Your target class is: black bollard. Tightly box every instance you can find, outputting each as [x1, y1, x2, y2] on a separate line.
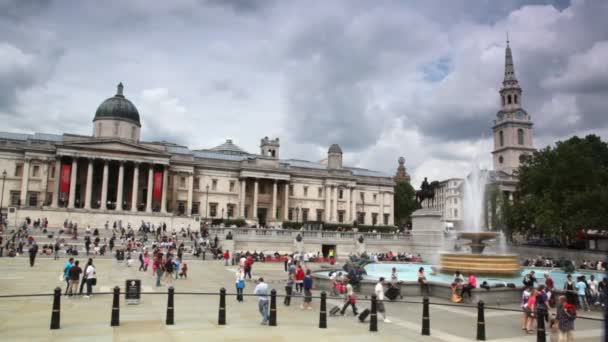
[476, 300, 485, 341]
[536, 308, 546, 342]
[421, 297, 430, 336]
[111, 286, 120, 326]
[166, 286, 175, 325]
[269, 289, 277, 326]
[369, 295, 378, 332]
[50, 287, 61, 330]
[319, 291, 327, 329]
[218, 287, 226, 325]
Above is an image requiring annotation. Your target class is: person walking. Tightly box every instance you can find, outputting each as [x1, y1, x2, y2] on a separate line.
[375, 277, 391, 323]
[28, 243, 38, 267]
[163, 257, 174, 286]
[224, 250, 230, 266]
[67, 260, 82, 297]
[563, 274, 577, 305]
[63, 258, 74, 294]
[301, 269, 313, 310]
[556, 295, 577, 341]
[143, 251, 150, 271]
[138, 251, 145, 271]
[235, 266, 245, 302]
[53, 240, 60, 260]
[254, 277, 270, 325]
[340, 276, 358, 316]
[154, 254, 164, 287]
[576, 276, 589, 311]
[84, 258, 96, 298]
[295, 265, 305, 294]
[284, 271, 294, 306]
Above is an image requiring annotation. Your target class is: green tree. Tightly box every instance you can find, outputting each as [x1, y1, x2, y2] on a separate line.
[393, 181, 419, 226]
[509, 134, 608, 244]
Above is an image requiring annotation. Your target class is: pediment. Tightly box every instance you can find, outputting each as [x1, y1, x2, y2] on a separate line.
[59, 139, 169, 156]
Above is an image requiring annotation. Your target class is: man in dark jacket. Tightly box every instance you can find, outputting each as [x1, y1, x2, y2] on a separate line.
[28, 243, 39, 267]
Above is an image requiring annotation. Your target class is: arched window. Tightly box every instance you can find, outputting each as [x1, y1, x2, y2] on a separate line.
[498, 156, 504, 164]
[514, 94, 518, 104]
[114, 122, 119, 135]
[507, 95, 512, 104]
[131, 126, 136, 140]
[518, 129, 524, 145]
[499, 131, 504, 147]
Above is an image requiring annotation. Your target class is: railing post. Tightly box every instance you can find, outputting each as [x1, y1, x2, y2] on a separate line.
[319, 291, 327, 329]
[269, 289, 277, 326]
[369, 294, 378, 332]
[166, 286, 174, 325]
[536, 308, 546, 342]
[421, 297, 430, 336]
[111, 286, 120, 326]
[218, 287, 226, 325]
[476, 300, 485, 340]
[50, 287, 61, 330]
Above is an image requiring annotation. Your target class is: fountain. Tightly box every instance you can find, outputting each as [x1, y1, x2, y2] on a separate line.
[438, 155, 521, 276]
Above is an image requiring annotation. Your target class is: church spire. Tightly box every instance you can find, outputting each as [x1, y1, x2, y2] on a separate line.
[502, 38, 520, 89]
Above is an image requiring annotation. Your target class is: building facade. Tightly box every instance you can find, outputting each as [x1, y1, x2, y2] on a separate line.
[0, 84, 394, 227]
[420, 178, 463, 228]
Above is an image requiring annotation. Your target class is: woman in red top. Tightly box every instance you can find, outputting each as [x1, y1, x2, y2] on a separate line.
[223, 250, 230, 266]
[295, 265, 305, 294]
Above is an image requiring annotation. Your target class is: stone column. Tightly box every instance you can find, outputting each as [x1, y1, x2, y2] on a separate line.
[84, 159, 93, 209]
[388, 193, 394, 225]
[283, 183, 289, 221]
[52, 158, 61, 208]
[332, 186, 338, 222]
[68, 158, 78, 209]
[115, 161, 125, 211]
[351, 188, 357, 224]
[379, 191, 385, 224]
[131, 163, 139, 212]
[240, 179, 246, 218]
[324, 185, 330, 221]
[20, 158, 31, 206]
[145, 165, 153, 213]
[252, 179, 259, 221]
[100, 159, 109, 210]
[187, 173, 193, 216]
[345, 186, 351, 223]
[160, 165, 168, 213]
[271, 180, 278, 220]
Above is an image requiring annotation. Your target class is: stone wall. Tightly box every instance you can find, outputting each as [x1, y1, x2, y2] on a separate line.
[7, 207, 195, 230]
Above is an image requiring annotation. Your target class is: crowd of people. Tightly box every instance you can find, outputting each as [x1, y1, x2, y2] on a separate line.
[522, 256, 606, 271]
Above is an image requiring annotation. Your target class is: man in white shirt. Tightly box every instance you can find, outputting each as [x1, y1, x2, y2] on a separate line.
[254, 277, 270, 325]
[374, 277, 391, 323]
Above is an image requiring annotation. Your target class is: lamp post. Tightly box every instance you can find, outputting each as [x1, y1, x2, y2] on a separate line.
[205, 184, 210, 219]
[1, 170, 7, 218]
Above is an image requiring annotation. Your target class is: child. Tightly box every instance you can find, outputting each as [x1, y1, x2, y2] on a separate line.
[179, 262, 188, 279]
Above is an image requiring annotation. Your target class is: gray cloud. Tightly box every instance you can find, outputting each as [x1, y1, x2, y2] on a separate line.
[0, 0, 606, 185]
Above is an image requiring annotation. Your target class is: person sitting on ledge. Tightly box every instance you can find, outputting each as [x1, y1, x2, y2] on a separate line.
[461, 273, 477, 301]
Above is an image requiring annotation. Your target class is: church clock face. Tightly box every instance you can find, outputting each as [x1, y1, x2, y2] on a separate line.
[515, 110, 526, 119]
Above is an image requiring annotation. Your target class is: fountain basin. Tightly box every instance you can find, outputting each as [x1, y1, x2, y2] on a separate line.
[439, 252, 521, 276]
[457, 231, 499, 254]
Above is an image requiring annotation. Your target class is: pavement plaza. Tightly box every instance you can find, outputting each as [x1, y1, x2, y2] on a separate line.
[0, 257, 604, 341]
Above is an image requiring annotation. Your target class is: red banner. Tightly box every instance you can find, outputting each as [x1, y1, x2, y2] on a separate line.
[60, 164, 72, 193]
[153, 171, 163, 200]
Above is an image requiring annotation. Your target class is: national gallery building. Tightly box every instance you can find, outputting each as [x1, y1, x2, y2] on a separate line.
[0, 83, 395, 228]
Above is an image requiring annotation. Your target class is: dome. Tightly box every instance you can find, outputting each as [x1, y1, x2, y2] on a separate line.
[328, 144, 342, 154]
[93, 83, 141, 127]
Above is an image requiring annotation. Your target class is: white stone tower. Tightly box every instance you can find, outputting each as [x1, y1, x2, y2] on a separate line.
[260, 136, 280, 158]
[492, 39, 535, 174]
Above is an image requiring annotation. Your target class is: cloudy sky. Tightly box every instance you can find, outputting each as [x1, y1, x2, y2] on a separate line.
[1, 0, 607, 186]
